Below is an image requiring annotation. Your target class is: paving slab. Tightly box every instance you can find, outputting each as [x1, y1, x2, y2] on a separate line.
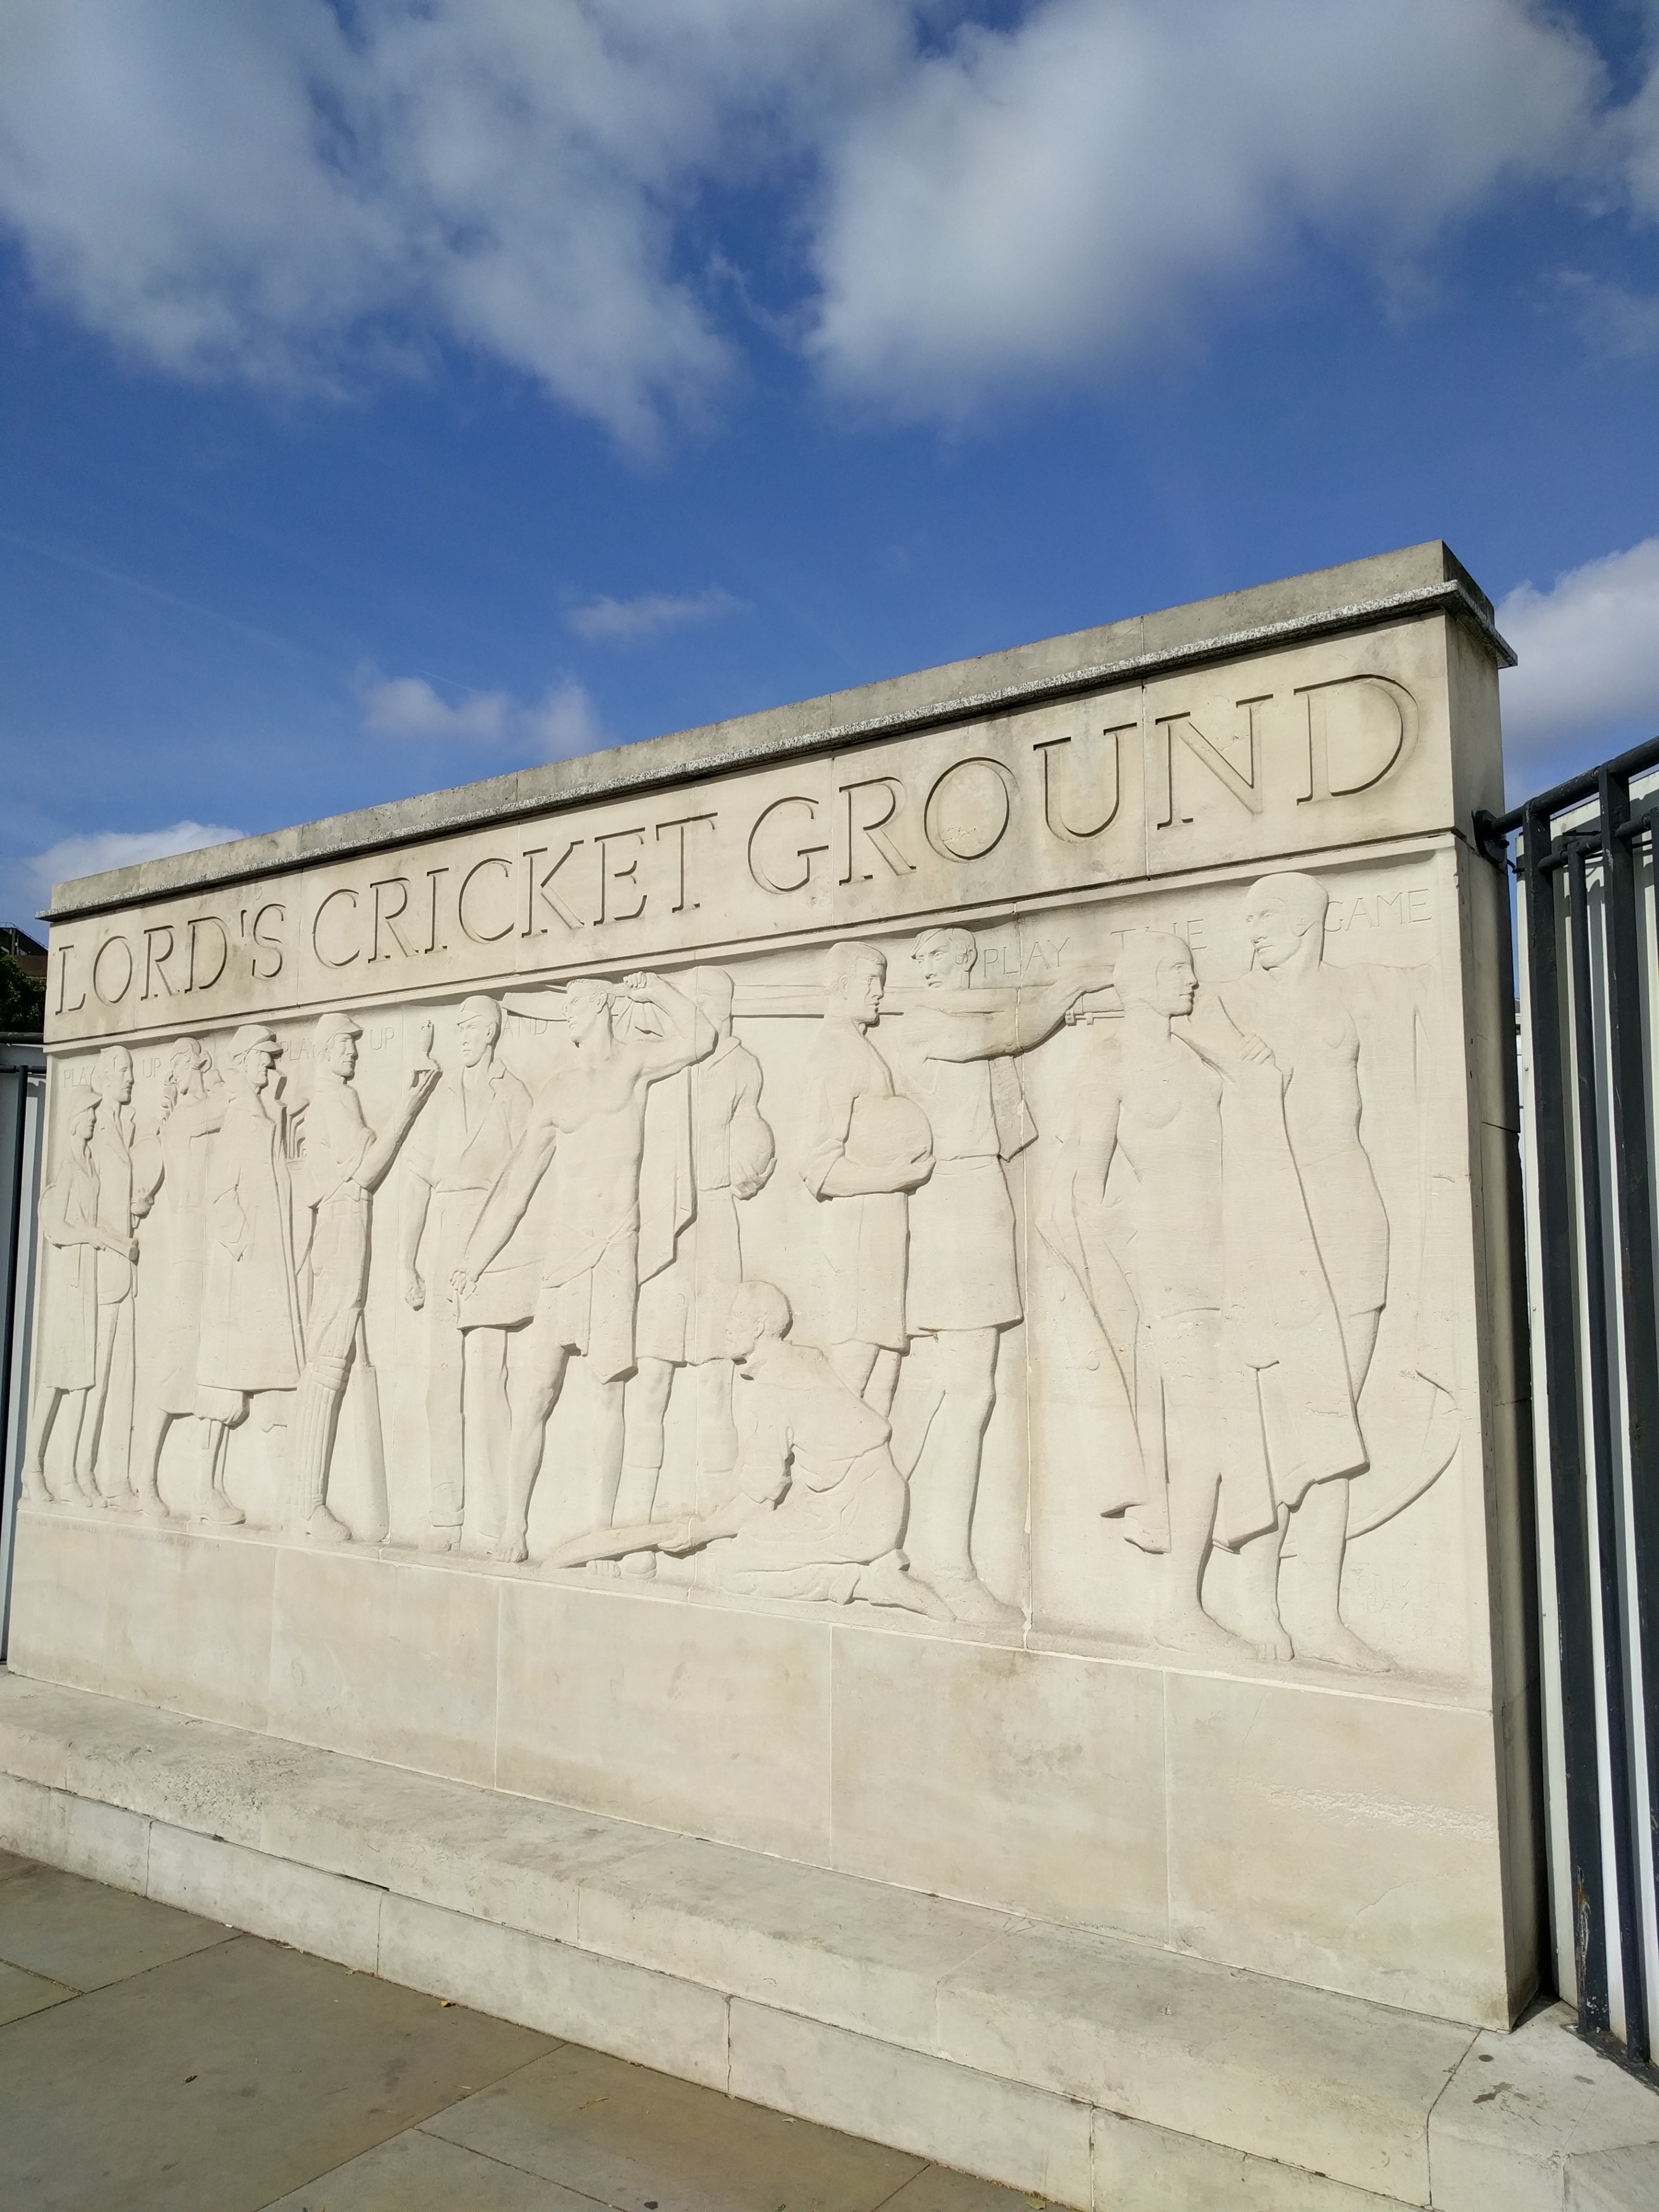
[0, 1858, 233, 1990]
[0, 1957, 75, 2028]
[262, 2126, 606, 2211]
[0, 1846, 36, 1883]
[425, 2040, 931, 2212]
[0, 1926, 552, 2212]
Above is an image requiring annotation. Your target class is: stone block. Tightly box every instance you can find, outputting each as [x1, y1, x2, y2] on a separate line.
[728, 1998, 1094, 2209]
[377, 1892, 729, 2089]
[144, 1821, 384, 1971]
[1091, 2106, 1414, 2210]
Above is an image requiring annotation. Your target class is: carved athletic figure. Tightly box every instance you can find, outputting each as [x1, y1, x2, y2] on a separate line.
[1041, 930, 1364, 1658]
[1216, 870, 1436, 1669]
[130, 1035, 224, 1520]
[545, 1280, 946, 1618]
[290, 1010, 438, 1543]
[452, 972, 715, 1564]
[892, 926, 1107, 1624]
[22, 1089, 122, 1505]
[619, 967, 775, 1541]
[801, 942, 933, 1416]
[400, 995, 530, 1552]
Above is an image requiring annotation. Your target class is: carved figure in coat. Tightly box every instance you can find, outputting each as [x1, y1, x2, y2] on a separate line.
[290, 1010, 438, 1543]
[130, 1035, 224, 1521]
[453, 972, 716, 1564]
[892, 926, 1108, 1624]
[400, 995, 531, 1552]
[619, 967, 776, 1541]
[801, 942, 933, 1416]
[23, 1090, 129, 1504]
[79, 1046, 147, 1502]
[545, 1280, 947, 1618]
[193, 1025, 305, 1527]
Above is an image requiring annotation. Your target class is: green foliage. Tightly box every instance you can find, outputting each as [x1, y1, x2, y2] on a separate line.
[0, 952, 45, 1035]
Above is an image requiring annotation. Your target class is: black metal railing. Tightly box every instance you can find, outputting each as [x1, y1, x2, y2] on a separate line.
[1478, 736, 1659, 2067]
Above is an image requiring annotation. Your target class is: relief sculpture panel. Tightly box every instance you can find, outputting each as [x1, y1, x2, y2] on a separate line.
[22, 846, 1476, 1680]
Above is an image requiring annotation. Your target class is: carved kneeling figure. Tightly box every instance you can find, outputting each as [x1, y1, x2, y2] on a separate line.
[545, 1280, 946, 1620]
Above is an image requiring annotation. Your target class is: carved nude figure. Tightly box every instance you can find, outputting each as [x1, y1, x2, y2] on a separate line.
[79, 1045, 146, 1503]
[452, 972, 715, 1564]
[290, 1010, 438, 1542]
[130, 1035, 224, 1520]
[22, 1089, 126, 1504]
[619, 967, 775, 1539]
[399, 995, 530, 1552]
[194, 1024, 305, 1527]
[892, 926, 1107, 1623]
[801, 942, 933, 1416]
[545, 1279, 947, 1618]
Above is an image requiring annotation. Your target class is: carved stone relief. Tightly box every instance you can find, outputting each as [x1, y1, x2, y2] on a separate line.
[24, 850, 1467, 1677]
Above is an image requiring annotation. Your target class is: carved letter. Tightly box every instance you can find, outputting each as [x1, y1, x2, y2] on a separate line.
[312, 887, 361, 968]
[1297, 674, 1418, 802]
[250, 904, 285, 982]
[1154, 698, 1267, 826]
[748, 796, 828, 895]
[1034, 725, 1128, 840]
[458, 857, 513, 944]
[423, 866, 449, 954]
[141, 925, 178, 1001]
[839, 777, 914, 883]
[521, 842, 585, 935]
[186, 915, 229, 993]
[91, 934, 134, 1006]
[655, 813, 717, 913]
[923, 757, 1016, 861]
[54, 942, 86, 1016]
[369, 876, 416, 963]
[595, 829, 647, 924]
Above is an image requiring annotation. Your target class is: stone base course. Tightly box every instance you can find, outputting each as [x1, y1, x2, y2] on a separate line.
[0, 1671, 1652, 2210]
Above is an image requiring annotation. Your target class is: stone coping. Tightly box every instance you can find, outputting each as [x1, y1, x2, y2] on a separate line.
[43, 541, 1510, 921]
[1, 1672, 1653, 2209]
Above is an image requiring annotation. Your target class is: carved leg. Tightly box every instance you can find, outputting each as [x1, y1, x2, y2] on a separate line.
[461, 1325, 510, 1552]
[195, 1418, 243, 1527]
[422, 1319, 465, 1552]
[693, 1357, 738, 1511]
[1289, 1478, 1391, 1672]
[290, 1357, 351, 1542]
[827, 1339, 878, 1399]
[73, 1304, 118, 1504]
[21, 1386, 66, 1502]
[908, 1330, 1016, 1624]
[1235, 1518, 1292, 1661]
[497, 1329, 569, 1565]
[131, 1403, 176, 1521]
[618, 1357, 673, 1521]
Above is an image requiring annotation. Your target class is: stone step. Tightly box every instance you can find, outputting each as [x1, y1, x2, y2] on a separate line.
[0, 1672, 1653, 2210]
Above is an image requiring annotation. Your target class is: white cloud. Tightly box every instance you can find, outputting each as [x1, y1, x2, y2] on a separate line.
[359, 671, 608, 761]
[20, 821, 245, 903]
[808, 0, 1608, 412]
[0, 3, 1653, 432]
[1556, 269, 1659, 360]
[566, 587, 746, 645]
[1498, 539, 1659, 785]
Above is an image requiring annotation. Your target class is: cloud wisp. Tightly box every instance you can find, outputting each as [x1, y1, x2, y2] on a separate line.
[18, 820, 246, 907]
[1498, 538, 1659, 788]
[358, 671, 608, 762]
[565, 588, 747, 645]
[1, 3, 1657, 435]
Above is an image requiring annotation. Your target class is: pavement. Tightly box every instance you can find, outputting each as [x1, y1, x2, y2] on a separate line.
[0, 1847, 1042, 2212]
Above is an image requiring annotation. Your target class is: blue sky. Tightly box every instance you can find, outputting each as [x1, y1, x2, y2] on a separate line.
[3, 0, 1658, 918]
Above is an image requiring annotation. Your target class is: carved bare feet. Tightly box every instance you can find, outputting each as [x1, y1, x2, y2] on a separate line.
[1158, 1606, 1253, 1660]
[858, 1554, 950, 1619]
[1237, 1604, 1294, 1661]
[1296, 1619, 1393, 1673]
[619, 1551, 657, 1578]
[138, 1484, 173, 1524]
[496, 1529, 529, 1565]
[922, 1568, 1020, 1626]
[21, 1465, 51, 1506]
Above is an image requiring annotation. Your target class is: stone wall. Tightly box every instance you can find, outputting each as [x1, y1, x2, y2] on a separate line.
[10, 541, 1536, 2028]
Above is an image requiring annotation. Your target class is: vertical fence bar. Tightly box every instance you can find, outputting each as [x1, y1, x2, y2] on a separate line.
[1523, 808, 1611, 2030]
[1600, 768, 1659, 2061]
[1567, 835, 1647, 2047]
